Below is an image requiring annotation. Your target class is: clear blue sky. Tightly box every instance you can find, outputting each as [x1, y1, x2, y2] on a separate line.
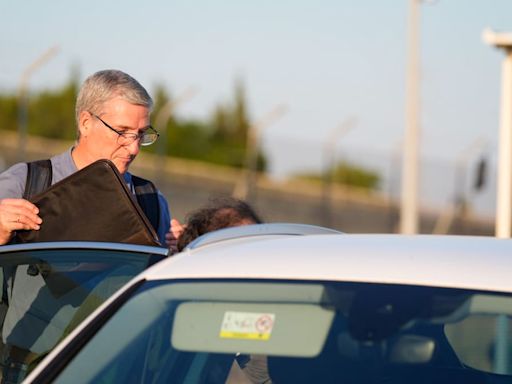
[2, 0, 512, 216]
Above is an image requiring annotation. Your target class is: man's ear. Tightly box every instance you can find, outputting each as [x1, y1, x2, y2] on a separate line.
[78, 110, 92, 138]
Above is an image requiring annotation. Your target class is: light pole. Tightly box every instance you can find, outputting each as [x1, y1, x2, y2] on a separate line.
[17, 46, 59, 162]
[321, 117, 357, 228]
[400, 0, 421, 234]
[483, 28, 512, 239]
[400, 0, 438, 234]
[483, 27, 512, 375]
[233, 104, 288, 201]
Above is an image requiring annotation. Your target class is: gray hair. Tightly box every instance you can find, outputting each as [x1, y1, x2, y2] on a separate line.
[75, 69, 153, 137]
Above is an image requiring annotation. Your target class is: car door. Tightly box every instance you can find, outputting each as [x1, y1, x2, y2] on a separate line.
[0, 242, 167, 383]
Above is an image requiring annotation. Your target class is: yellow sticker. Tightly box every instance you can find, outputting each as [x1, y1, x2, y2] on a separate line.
[220, 311, 275, 341]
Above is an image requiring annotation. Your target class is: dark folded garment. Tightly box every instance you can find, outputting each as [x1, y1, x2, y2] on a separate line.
[16, 159, 161, 246]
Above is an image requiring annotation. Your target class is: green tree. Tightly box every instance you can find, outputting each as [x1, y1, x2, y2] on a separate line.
[208, 78, 266, 170]
[232, 78, 250, 142]
[29, 81, 78, 140]
[0, 94, 17, 132]
[330, 161, 379, 189]
[295, 161, 380, 190]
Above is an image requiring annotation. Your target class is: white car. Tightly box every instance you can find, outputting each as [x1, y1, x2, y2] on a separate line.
[25, 224, 512, 383]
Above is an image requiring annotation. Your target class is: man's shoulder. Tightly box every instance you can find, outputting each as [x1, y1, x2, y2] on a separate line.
[0, 149, 73, 199]
[0, 162, 28, 199]
[49, 149, 72, 165]
[49, 149, 76, 183]
[0, 162, 28, 176]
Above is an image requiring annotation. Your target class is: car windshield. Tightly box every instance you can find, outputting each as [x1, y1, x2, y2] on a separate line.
[53, 280, 512, 384]
[0, 246, 163, 382]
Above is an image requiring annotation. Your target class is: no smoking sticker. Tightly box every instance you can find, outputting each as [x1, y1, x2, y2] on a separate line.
[220, 311, 276, 340]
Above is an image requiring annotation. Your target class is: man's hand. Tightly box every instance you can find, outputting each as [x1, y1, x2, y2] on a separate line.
[166, 218, 185, 255]
[0, 198, 42, 245]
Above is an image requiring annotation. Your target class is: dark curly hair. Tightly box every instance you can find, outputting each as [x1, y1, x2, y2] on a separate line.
[177, 197, 263, 251]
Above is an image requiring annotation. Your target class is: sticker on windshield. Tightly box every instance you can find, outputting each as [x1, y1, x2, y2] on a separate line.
[219, 311, 275, 340]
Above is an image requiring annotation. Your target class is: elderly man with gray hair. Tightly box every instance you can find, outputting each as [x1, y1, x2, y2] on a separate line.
[0, 69, 172, 383]
[0, 69, 171, 245]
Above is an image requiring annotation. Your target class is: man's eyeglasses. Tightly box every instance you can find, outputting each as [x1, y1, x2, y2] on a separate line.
[90, 112, 159, 146]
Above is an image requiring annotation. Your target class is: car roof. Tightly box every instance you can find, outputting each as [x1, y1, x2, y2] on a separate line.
[185, 222, 342, 249]
[141, 229, 512, 294]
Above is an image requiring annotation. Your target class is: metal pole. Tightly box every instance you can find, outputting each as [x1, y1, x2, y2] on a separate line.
[491, 44, 512, 378]
[482, 28, 512, 238]
[495, 50, 512, 239]
[482, 27, 512, 375]
[400, 0, 421, 234]
[17, 46, 59, 162]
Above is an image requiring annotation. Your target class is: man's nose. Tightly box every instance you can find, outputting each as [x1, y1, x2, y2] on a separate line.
[125, 137, 141, 155]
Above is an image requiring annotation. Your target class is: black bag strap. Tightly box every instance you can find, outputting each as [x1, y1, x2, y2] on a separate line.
[10, 160, 52, 242]
[132, 175, 160, 234]
[23, 159, 53, 200]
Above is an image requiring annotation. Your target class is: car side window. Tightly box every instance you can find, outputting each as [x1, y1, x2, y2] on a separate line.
[0, 247, 160, 383]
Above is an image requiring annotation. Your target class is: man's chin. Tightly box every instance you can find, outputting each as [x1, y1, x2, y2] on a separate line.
[114, 160, 132, 174]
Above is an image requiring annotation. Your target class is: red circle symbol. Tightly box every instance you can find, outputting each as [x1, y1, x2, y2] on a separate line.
[255, 314, 273, 333]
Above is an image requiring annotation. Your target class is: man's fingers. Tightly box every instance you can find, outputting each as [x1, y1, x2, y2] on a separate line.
[11, 212, 41, 230]
[166, 219, 186, 254]
[171, 218, 183, 229]
[7, 208, 42, 228]
[1, 198, 39, 214]
[170, 218, 185, 238]
[0, 198, 42, 231]
[24, 208, 40, 223]
[11, 221, 38, 232]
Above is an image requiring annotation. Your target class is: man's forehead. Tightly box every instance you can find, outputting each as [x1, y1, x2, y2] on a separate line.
[101, 97, 150, 113]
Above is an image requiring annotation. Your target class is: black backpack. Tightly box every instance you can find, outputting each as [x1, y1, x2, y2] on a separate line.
[23, 160, 160, 233]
